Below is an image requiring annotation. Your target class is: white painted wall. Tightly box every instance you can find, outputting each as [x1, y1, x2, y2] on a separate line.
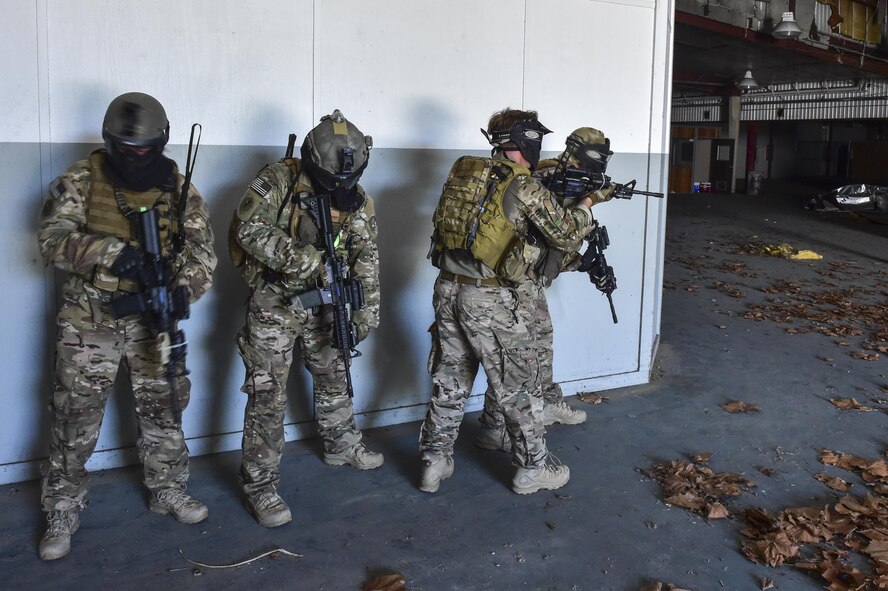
[0, 0, 673, 484]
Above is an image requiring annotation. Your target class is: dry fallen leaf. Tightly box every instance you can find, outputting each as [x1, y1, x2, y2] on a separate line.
[829, 398, 877, 412]
[706, 502, 730, 519]
[815, 473, 852, 492]
[363, 573, 406, 591]
[691, 452, 713, 465]
[578, 392, 609, 405]
[720, 400, 761, 413]
[817, 355, 834, 363]
[665, 493, 706, 511]
[760, 577, 775, 590]
[759, 467, 776, 477]
[639, 583, 693, 591]
[851, 351, 880, 361]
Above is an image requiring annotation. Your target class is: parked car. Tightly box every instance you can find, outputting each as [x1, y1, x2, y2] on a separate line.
[807, 183, 888, 223]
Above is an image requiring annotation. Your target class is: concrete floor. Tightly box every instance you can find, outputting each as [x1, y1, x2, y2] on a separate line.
[2, 187, 887, 591]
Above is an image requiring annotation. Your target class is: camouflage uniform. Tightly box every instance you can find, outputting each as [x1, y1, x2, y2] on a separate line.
[478, 282, 560, 432]
[38, 152, 216, 512]
[478, 152, 613, 431]
[420, 154, 595, 469]
[234, 161, 380, 496]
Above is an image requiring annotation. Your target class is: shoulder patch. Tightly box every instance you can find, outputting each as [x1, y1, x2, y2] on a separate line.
[249, 177, 273, 197]
[237, 193, 262, 222]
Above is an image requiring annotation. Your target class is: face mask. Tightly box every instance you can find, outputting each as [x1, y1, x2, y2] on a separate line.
[575, 140, 613, 174]
[103, 144, 174, 191]
[330, 185, 364, 212]
[481, 120, 552, 170]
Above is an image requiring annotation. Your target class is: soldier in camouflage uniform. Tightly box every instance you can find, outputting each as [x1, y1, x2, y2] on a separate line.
[419, 109, 599, 495]
[232, 110, 382, 528]
[37, 93, 216, 561]
[476, 128, 617, 453]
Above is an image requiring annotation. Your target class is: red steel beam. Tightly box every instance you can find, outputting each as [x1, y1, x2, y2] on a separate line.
[675, 10, 888, 78]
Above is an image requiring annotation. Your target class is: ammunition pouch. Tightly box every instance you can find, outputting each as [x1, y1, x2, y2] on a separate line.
[494, 236, 541, 284]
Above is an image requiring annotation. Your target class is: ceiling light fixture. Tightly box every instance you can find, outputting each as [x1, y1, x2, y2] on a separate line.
[773, 11, 803, 39]
[738, 70, 760, 92]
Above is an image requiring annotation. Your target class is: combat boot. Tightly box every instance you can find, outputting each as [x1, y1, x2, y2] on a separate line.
[244, 490, 292, 528]
[149, 488, 208, 524]
[542, 400, 587, 426]
[38, 510, 79, 561]
[475, 427, 511, 453]
[512, 458, 571, 495]
[324, 443, 384, 470]
[420, 456, 454, 493]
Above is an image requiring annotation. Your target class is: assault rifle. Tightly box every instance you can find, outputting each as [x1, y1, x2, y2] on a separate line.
[110, 123, 201, 421]
[109, 207, 191, 418]
[545, 167, 665, 201]
[293, 193, 365, 398]
[540, 164, 625, 324]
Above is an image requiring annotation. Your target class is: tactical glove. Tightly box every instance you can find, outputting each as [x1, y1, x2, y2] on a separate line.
[590, 183, 616, 205]
[111, 245, 144, 279]
[589, 265, 617, 293]
[576, 248, 598, 273]
[354, 322, 371, 344]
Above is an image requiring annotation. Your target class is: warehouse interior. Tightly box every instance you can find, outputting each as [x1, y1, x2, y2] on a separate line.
[671, 0, 888, 196]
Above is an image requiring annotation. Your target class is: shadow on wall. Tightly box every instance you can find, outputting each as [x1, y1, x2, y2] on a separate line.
[364, 101, 459, 411]
[199, 143, 316, 455]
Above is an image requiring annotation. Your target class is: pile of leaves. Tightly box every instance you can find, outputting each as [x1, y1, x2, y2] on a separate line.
[820, 450, 888, 494]
[740, 496, 888, 589]
[740, 450, 888, 589]
[645, 454, 756, 520]
[743, 278, 888, 361]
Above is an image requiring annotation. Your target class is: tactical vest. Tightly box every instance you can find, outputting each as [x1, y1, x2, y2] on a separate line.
[86, 150, 180, 292]
[432, 156, 527, 272]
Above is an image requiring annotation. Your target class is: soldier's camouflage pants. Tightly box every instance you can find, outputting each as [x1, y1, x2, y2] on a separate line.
[479, 282, 564, 430]
[238, 286, 362, 496]
[419, 277, 547, 468]
[41, 284, 191, 512]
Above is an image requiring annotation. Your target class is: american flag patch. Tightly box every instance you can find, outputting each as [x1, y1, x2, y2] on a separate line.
[51, 179, 66, 199]
[250, 177, 272, 196]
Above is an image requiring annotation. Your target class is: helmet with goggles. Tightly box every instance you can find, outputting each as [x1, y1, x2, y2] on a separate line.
[101, 92, 170, 180]
[562, 127, 612, 173]
[301, 109, 372, 211]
